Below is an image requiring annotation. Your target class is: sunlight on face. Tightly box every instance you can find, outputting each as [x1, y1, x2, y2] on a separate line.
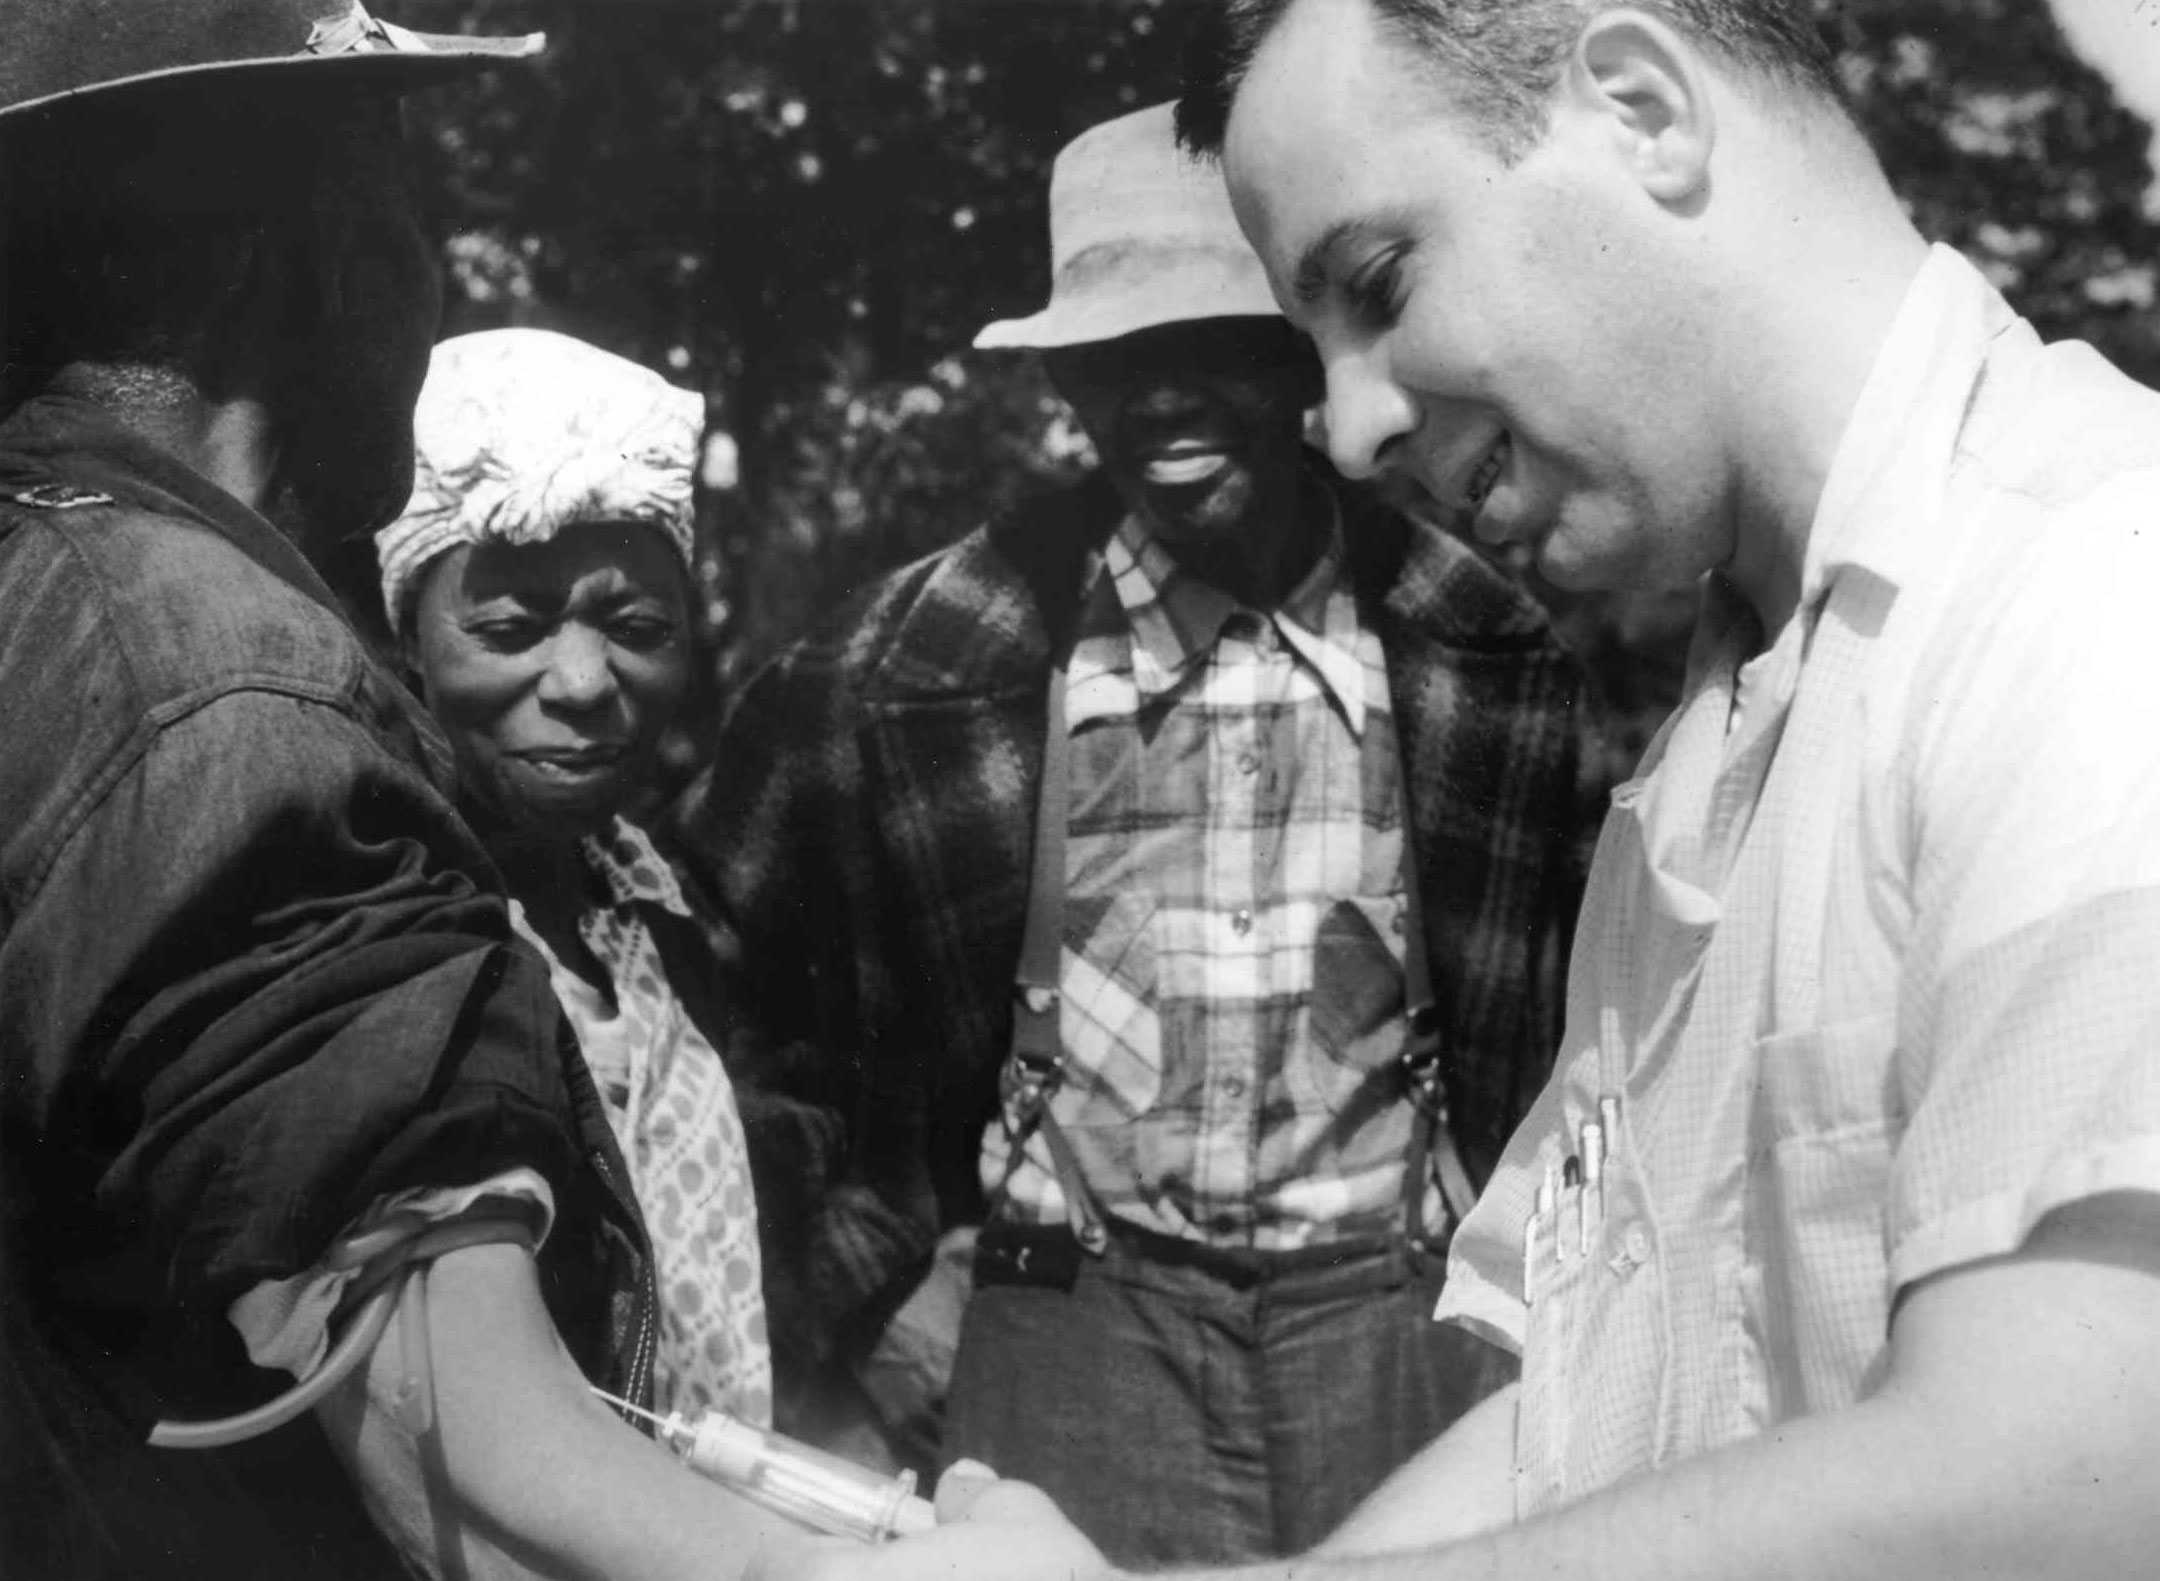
[406, 520, 692, 836]
[1220, 0, 1735, 593]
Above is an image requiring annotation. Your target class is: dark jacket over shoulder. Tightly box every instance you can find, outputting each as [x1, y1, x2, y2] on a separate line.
[0, 395, 652, 1580]
[674, 470, 1610, 1382]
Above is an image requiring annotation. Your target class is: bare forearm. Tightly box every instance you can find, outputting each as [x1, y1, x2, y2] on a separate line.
[1308, 1382, 1516, 1559]
[1155, 1211, 2160, 1581]
[1151, 1400, 2136, 1581]
[773, 1208, 2160, 1581]
[320, 1242, 805, 1580]
[1211, 1392, 2012, 1581]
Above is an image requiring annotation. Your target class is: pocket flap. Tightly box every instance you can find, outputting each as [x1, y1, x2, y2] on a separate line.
[1311, 895, 1408, 1054]
[1755, 1012, 1898, 1141]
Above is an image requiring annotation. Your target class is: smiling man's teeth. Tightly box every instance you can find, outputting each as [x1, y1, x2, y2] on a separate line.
[1465, 433, 1511, 508]
[1144, 451, 1230, 486]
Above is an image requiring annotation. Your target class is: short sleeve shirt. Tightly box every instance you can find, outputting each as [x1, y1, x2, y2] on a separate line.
[1437, 246, 2160, 1515]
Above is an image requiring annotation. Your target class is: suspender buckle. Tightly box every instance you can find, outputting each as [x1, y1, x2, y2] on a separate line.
[1001, 1054, 1060, 1121]
[1400, 1014, 1451, 1126]
[1005, 983, 1065, 1116]
[1399, 1011, 1479, 1249]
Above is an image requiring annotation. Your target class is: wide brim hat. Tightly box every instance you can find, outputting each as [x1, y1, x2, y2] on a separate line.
[975, 100, 1279, 352]
[0, 0, 542, 123]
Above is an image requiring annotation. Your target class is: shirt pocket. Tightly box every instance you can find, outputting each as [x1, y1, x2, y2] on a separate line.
[1050, 891, 1164, 1126]
[1747, 1010, 1900, 1414]
[1292, 893, 1409, 1116]
[1512, 1109, 1672, 1518]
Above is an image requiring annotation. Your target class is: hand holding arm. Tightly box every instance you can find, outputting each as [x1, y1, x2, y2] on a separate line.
[1153, 1192, 2160, 1581]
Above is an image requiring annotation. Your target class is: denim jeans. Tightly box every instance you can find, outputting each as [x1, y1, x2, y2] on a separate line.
[944, 1224, 1516, 1566]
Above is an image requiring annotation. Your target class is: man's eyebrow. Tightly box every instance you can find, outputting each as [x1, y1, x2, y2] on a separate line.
[1291, 219, 1372, 306]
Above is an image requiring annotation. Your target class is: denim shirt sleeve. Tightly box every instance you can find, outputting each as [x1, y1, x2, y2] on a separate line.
[2, 686, 585, 1322]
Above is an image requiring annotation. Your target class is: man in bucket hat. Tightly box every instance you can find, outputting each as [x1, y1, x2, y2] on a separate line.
[0, 6, 819, 1577]
[680, 100, 1608, 1566]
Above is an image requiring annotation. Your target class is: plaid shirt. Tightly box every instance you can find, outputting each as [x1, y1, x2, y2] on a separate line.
[983, 512, 1437, 1248]
[673, 472, 1610, 1367]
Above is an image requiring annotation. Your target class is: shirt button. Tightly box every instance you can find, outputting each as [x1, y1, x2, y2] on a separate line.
[1237, 751, 1260, 776]
[1232, 908, 1253, 936]
[1220, 1074, 1247, 1100]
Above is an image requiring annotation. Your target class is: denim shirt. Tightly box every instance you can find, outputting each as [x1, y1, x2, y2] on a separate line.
[0, 394, 652, 1578]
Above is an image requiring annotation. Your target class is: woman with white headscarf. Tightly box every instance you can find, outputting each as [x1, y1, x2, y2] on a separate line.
[376, 327, 770, 1425]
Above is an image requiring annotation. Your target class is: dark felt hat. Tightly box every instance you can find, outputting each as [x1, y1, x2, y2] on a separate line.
[0, 0, 543, 122]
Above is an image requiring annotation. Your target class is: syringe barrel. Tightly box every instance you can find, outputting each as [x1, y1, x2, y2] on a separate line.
[673, 1411, 926, 1543]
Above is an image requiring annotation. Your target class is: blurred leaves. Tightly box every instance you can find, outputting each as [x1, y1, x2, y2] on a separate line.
[398, 0, 2160, 755]
[403, 0, 1176, 668]
[1832, 0, 2160, 378]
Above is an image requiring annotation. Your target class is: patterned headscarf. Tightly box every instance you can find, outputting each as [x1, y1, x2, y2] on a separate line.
[375, 328, 704, 633]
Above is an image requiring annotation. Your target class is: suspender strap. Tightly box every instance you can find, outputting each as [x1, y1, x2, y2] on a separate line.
[1000, 652, 1473, 1257]
[993, 658, 1108, 1252]
[1013, 658, 1069, 1034]
[1397, 767, 1480, 1250]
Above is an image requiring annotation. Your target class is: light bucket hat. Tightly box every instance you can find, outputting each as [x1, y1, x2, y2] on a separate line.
[973, 100, 1279, 352]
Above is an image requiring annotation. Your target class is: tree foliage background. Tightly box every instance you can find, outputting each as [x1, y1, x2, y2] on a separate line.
[399, 0, 2160, 764]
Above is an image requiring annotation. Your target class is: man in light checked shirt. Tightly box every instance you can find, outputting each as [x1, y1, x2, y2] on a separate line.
[681, 100, 1609, 1566]
[761, 2, 2160, 1579]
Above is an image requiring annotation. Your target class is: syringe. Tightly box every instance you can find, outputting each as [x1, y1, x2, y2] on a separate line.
[595, 1389, 938, 1543]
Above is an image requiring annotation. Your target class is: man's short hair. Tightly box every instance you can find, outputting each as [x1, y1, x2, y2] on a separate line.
[1176, 0, 1846, 162]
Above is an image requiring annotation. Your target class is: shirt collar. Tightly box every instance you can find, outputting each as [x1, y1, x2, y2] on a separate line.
[0, 392, 351, 625]
[1800, 244, 2016, 612]
[1085, 488, 1372, 733]
[580, 817, 694, 919]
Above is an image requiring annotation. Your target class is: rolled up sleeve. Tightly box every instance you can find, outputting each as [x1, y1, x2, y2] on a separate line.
[1891, 504, 2160, 1291]
[3, 688, 582, 1323]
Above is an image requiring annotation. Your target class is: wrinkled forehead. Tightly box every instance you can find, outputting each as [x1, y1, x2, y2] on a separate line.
[441, 521, 689, 607]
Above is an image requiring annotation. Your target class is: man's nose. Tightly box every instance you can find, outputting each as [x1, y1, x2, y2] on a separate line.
[1323, 348, 1417, 481]
[536, 626, 616, 710]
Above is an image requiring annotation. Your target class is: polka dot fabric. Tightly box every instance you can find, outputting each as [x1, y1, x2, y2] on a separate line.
[518, 818, 772, 1424]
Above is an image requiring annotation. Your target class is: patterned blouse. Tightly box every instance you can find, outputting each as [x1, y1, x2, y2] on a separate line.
[511, 818, 772, 1424]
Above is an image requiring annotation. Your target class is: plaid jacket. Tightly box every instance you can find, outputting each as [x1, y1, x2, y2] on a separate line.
[672, 471, 1608, 1372]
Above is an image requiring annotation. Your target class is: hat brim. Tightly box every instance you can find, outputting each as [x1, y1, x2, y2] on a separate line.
[975, 299, 1280, 351]
[974, 239, 1282, 351]
[0, 31, 542, 122]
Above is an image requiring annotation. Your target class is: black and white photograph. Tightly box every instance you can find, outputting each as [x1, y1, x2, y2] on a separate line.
[6, 2, 2160, 1577]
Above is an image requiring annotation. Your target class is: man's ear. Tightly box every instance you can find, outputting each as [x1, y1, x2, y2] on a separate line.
[1562, 9, 1716, 205]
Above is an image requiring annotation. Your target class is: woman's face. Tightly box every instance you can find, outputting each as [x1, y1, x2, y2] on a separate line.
[406, 520, 693, 836]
